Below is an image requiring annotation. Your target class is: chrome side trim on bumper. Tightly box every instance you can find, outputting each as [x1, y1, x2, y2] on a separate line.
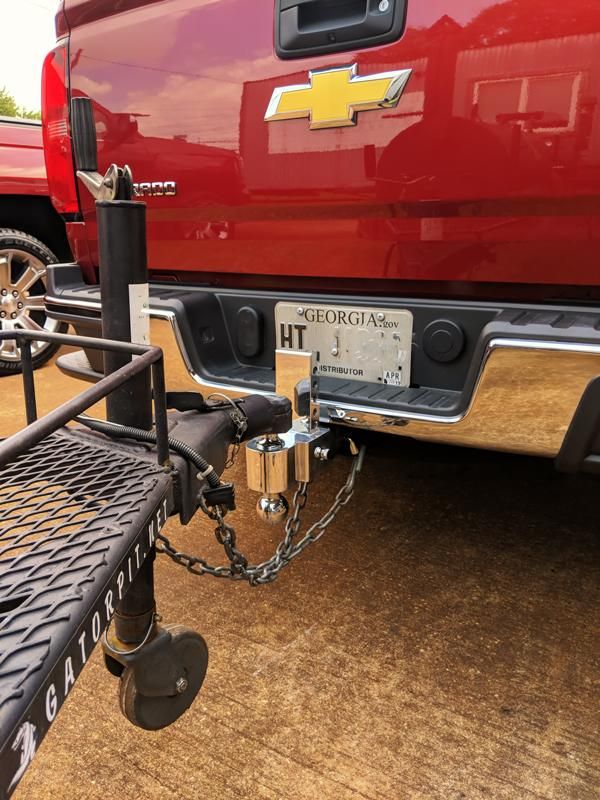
[323, 339, 600, 457]
[151, 309, 272, 396]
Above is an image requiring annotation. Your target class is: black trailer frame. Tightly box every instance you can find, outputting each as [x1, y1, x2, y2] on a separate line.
[0, 329, 173, 799]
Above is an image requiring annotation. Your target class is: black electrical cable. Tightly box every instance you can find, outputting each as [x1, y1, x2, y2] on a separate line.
[74, 415, 221, 487]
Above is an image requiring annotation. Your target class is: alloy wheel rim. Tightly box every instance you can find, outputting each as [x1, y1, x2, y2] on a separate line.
[0, 248, 60, 362]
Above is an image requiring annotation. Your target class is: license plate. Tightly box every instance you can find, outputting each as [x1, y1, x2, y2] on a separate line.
[275, 303, 413, 387]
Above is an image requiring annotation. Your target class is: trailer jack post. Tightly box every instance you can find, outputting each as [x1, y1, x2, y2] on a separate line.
[72, 95, 159, 649]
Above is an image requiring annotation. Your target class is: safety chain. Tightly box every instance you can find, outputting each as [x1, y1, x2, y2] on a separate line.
[156, 445, 366, 586]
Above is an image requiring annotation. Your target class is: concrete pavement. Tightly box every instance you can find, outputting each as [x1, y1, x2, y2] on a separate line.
[3, 357, 599, 800]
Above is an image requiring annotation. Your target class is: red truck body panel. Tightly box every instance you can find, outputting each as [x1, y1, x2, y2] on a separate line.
[0, 119, 47, 197]
[61, 0, 600, 293]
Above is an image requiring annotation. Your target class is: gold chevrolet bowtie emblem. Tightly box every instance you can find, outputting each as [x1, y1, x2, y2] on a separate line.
[265, 64, 412, 130]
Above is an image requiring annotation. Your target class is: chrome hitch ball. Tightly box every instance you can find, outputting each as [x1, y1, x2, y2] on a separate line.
[246, 433, 295, 525]
[256, 493, 289, 524]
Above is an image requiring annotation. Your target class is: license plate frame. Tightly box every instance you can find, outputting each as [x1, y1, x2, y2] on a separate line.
[275, 302, 413, 387]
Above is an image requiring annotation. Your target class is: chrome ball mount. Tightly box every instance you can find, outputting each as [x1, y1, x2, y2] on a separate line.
[246, 348, 347, 523]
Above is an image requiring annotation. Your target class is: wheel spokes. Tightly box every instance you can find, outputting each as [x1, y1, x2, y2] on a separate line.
[23, 296, 45, 311]
[0, 248, 61, 363]
[15, 314, 44, 332]
[0, 254, 12, 288]
[14, 264, 44, 293]
[0, 320, 18, 357]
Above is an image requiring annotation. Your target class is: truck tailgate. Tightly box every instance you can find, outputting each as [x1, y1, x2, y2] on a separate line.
[64, 0, 600, 288]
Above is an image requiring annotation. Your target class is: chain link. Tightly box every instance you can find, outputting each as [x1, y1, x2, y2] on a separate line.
[156, 445, 366, 586]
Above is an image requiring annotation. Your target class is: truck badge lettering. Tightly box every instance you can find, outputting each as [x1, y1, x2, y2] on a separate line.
[133, 181, 177, 197]
[265, 64, 411, 130]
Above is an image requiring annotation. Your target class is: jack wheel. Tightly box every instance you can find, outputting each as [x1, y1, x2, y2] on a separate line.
[118, 624, 208, 730]
[104, 652, 125, 678]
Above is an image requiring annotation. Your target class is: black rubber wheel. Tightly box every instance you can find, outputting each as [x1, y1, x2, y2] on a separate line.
[0, 228, 67, 375]
[104, 652, 125, 678]
[118, 624, 209, 730]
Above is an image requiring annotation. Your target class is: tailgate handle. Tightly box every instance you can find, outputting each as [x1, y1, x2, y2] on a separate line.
[276, 0, 405, 58]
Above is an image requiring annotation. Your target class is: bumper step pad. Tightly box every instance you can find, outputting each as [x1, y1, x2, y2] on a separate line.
[0, 429, 172, 798]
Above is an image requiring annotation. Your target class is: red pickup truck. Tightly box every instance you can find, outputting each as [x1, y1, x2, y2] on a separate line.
[43, 0, 600, 465]
[0, 117, 71, 374]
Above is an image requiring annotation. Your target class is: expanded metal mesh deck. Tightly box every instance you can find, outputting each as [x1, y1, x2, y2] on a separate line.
[0, 428, 172, 795]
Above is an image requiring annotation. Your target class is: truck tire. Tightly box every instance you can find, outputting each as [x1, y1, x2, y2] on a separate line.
[0, 228, 67, 375]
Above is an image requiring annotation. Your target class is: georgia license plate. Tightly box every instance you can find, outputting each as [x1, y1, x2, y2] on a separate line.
[275, 303, 413, 387]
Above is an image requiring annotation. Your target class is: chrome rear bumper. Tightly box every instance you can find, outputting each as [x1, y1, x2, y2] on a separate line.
[148, 313, 600, 458]
[46, 275, 600, 459]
